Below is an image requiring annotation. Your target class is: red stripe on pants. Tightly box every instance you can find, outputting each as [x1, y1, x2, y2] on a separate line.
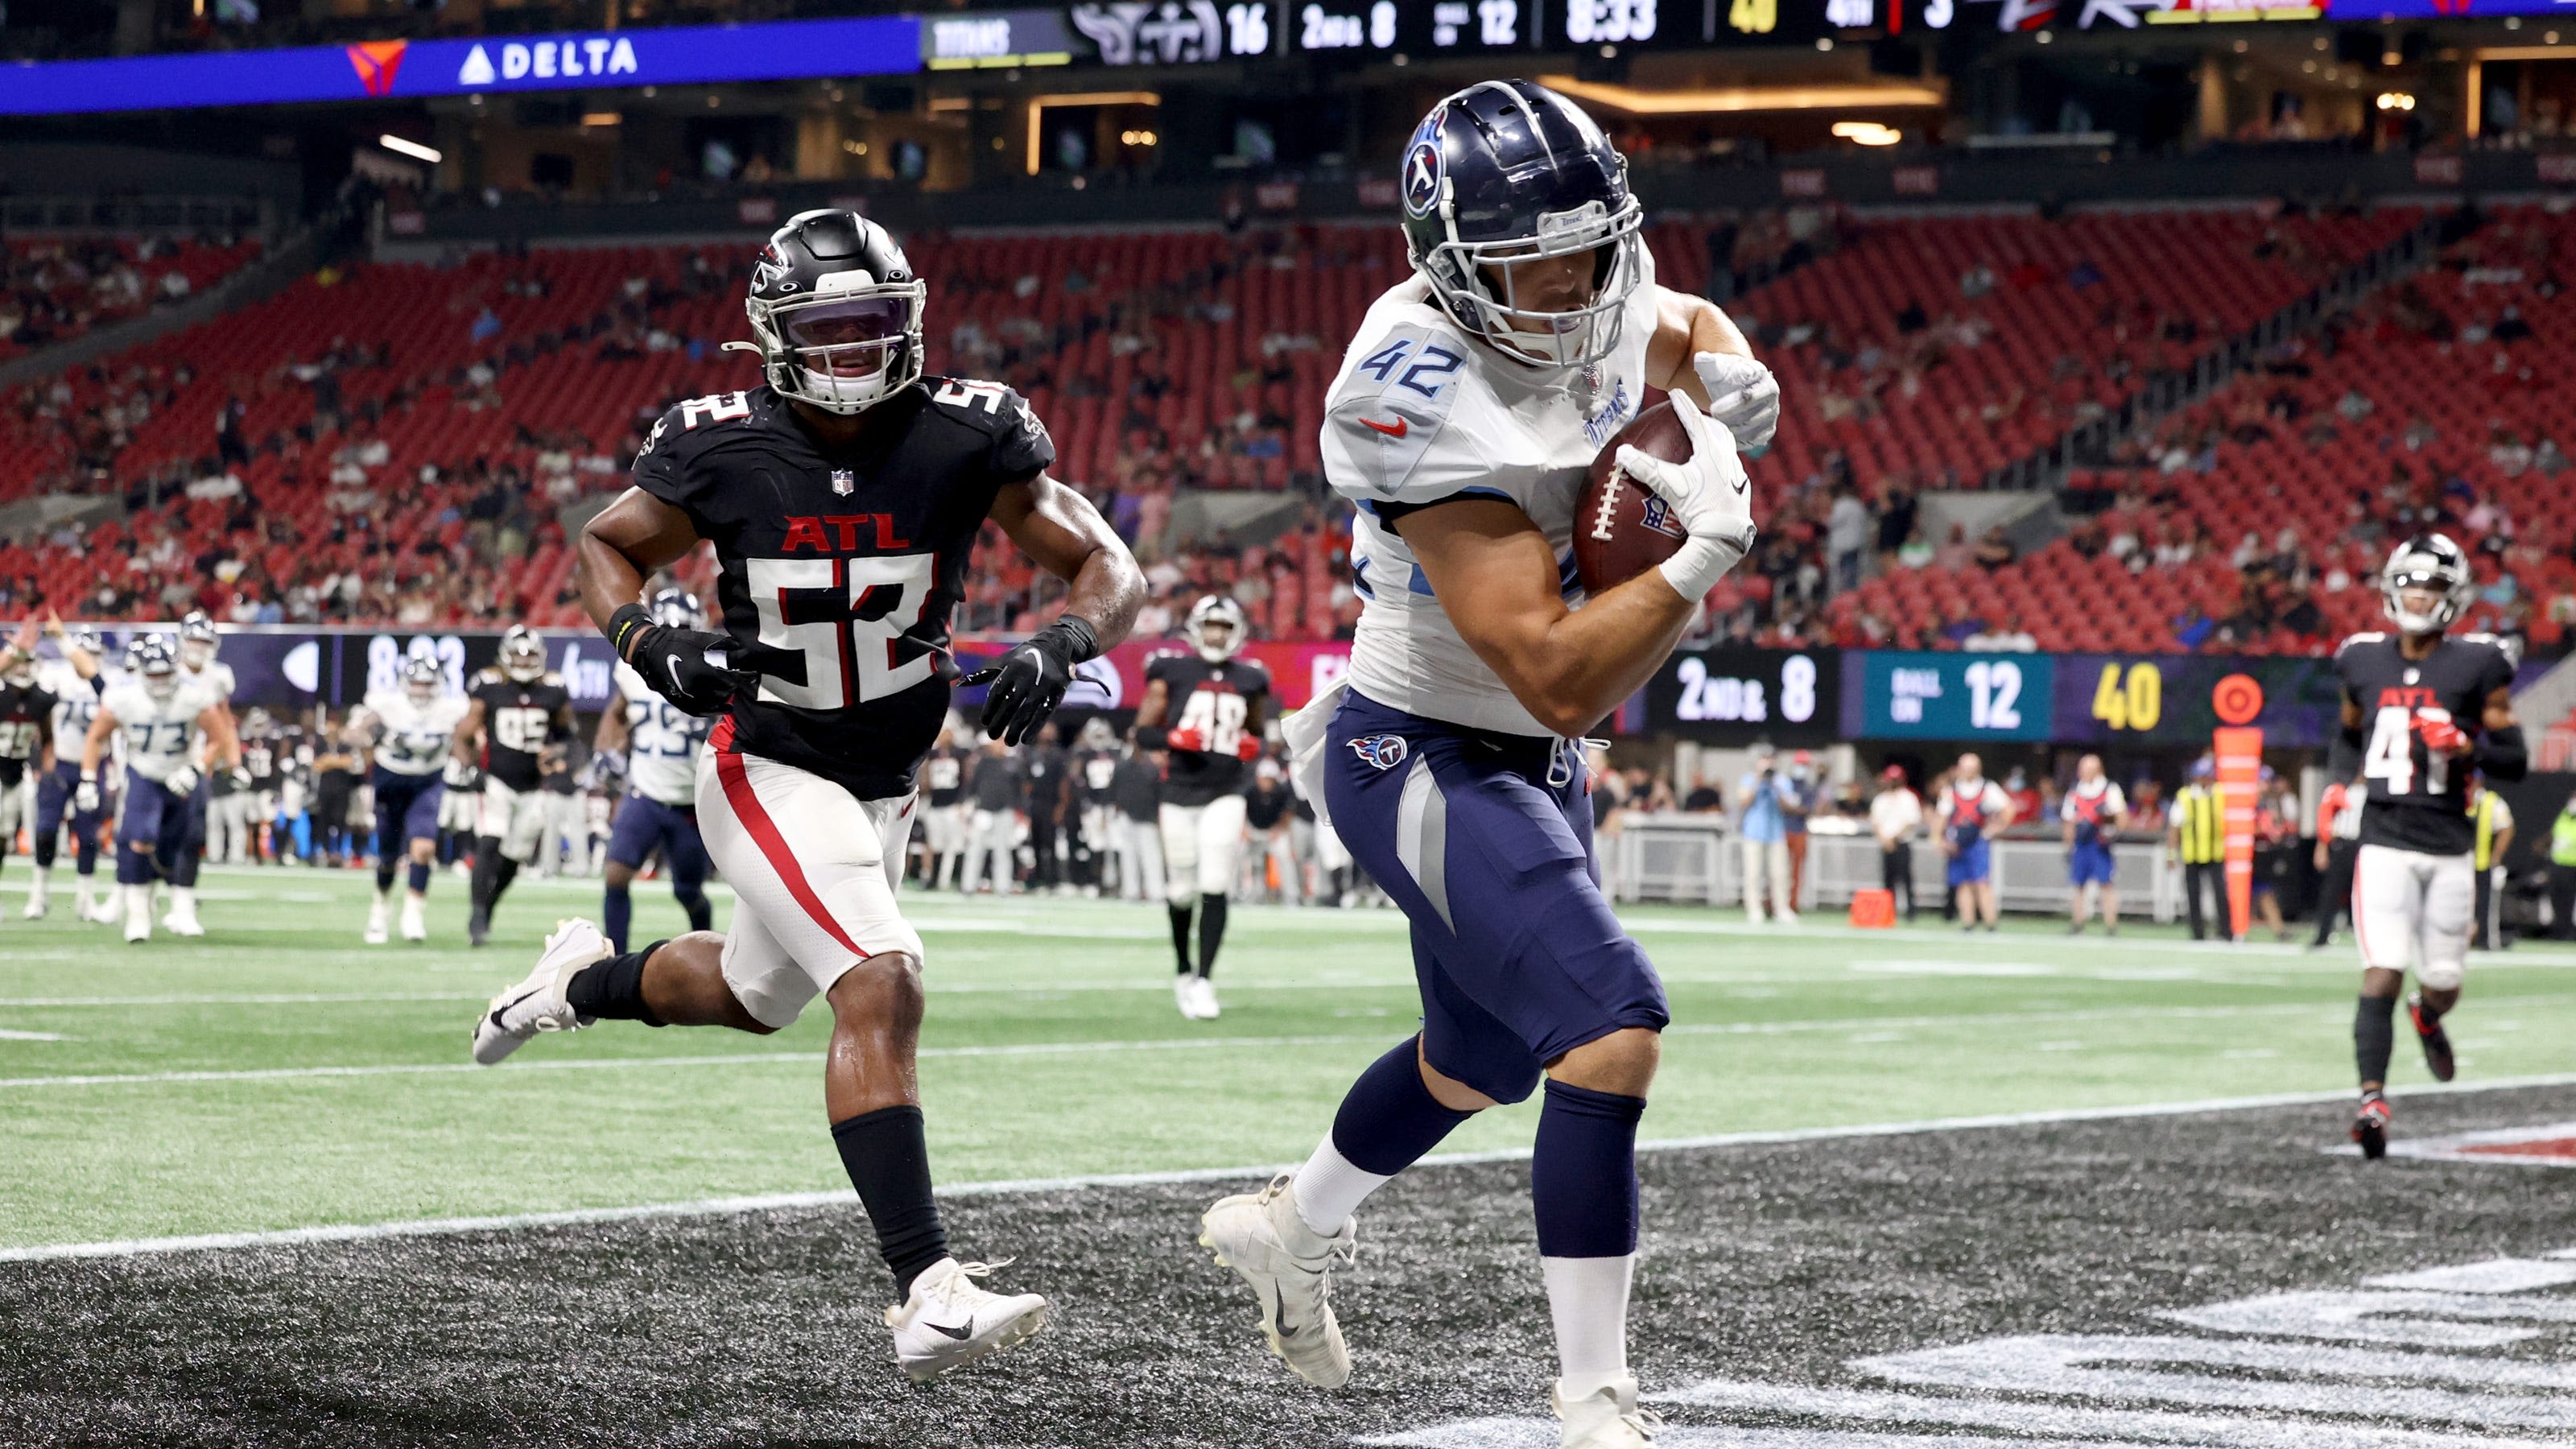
[714, 749, 869, 960]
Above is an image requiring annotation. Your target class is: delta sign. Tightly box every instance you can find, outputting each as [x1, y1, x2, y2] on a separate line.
[0, 14, 920, 116]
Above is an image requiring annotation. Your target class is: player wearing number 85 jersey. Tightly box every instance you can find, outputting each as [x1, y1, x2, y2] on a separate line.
[1135, 596, 1271, 1020]
[2332, 533, 2525, 1158]
[452, 628, 576, 947]
[470, 208, 1143, 1384]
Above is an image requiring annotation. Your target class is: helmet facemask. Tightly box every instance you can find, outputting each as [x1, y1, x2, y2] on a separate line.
[1417, 196, 1643, 370]
[403, 657, 442, 704]
[745, 277, 926, 416]
[1186, 597, 1248, 663]
[500, 631, 547, 683]
[2380, 538, 2474, 637]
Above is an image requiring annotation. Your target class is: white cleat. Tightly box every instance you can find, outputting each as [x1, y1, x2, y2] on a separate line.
[1555, 1375, 1662, 1447]
[882, 1257, 1050, 1383]
[22, 890, 45, 920]
[364, 896, 391, 945]
[163, 906, 204, 938]
[123, 902, 151, 945]
[1199, 1174, 1354, 1389]
[1187, 974, 1221, 1021]
[1174, 975, 1197, 1019]
[85, 890, 122, 925]
[472, 918, 608, 1066]
[398, 894, 428, 943]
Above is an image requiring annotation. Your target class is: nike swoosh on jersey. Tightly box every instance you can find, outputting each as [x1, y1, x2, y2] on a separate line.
[1358, 416, 1407, 439]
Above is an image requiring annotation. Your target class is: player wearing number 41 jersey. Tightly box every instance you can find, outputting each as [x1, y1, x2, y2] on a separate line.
[2332, 533, 2525, 1160]
[469, 208, 1142, 1384]
[1136, 595, 1271, 1020]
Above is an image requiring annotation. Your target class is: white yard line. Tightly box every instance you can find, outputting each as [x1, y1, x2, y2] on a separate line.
[8, 1071, 2574, 1264]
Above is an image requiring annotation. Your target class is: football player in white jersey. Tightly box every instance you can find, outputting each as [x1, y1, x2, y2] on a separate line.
[353, 654, 471, 944]
[80, 634, 245, 943]
[179, 612, 254, 866]
[1198, 82, 1769, 1449]
[593, 589, 716, 953]
[29, 622, 118, 922]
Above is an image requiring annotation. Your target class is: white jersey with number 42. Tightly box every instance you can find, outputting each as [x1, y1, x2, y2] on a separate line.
[99, 678, 219, 783]
[613, 659, 711, 807]
[361, 689, 469, 778]
[1320, 255, 1662, 737]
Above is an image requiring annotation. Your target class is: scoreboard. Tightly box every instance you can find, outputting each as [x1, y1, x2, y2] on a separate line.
[1844, 651, 2058, 743]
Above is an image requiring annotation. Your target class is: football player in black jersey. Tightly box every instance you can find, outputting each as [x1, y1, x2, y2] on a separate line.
[0, 624, 60, 910]
[468, 210, 1141, 1381]
[2330, 534, 2525, 1158]
[452, 627, 577, 946]
[1134, 596, 1271, 1020]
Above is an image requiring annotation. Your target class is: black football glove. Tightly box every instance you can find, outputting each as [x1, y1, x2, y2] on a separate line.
[610, 603, 758, 717]
[964, 616, 1096, 746]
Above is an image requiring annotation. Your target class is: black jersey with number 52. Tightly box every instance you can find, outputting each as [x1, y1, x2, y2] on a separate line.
[2333, 630, 2515, 856]
[632, 381, 1054, 802]
[469, 670, 572, 792]
[1147, 652, 1272, 807]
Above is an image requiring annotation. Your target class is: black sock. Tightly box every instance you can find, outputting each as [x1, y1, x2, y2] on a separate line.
[676, 889, 712, 934]
[2355, 994, 2396, 1088]
[493, 855, 519, 900]
[1168, 902, 1194, 974]
[566, 941, 666, 1026]
[1196, 892, 1228, 978]
[469, 841, 504, 914]
[831, 1105, 950, 1298]
[375, 863, 397, 894]
[2412, 994, 2443, 1029]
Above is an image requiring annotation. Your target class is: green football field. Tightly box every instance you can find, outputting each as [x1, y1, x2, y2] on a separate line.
[5, 863, 2574, 1255]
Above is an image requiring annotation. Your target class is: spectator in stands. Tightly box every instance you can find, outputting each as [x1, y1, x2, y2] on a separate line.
[1972, 526, 2017, 571]
[1827, 486, 1871, 594]
[1933, 523, 1973, 572]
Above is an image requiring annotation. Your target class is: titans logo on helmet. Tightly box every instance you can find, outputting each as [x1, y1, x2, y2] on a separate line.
[1348, 733, 1410, 770]
[1402, 109, 1446, 218]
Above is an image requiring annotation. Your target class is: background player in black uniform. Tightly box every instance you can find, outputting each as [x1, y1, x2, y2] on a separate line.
[1133, 596, 1270, 1021]
[1070, 717, 1121, 894]
[1022, 720, 1069, 893]
[2330, 534, 2525, 1158]
[915, 727, 968, 889]
[0, 625, 59, 911]
[452, 627, 576, 945]
[469, 209, 1141, 1380]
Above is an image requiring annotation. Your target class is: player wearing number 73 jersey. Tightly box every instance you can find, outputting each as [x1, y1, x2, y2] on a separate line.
[468, 208, 1143, 1383]
[2331, 532, 2524, 1158]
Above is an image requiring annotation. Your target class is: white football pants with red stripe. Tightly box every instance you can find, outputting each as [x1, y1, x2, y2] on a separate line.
[697, 746, 922, 1030]
[2352, 842, 2474, 992]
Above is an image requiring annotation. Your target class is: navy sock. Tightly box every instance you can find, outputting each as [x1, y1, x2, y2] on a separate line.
[407, 860, 431, 895]
[675, 888, 712, 934]
[1196, 893, 1228, 977]
[2355, 994, 2396, 1088]
[602, 883, 633, 954]
[1532, 1078, 1647, 1258]
[1331, 1037, 1475, 1175]
[565, 941, 666, 1026]
[832, 1104, 951, 1298]
[375, 863, 398, 894]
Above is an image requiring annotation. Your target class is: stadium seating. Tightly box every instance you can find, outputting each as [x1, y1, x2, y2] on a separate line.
[0, 234, 261, 360]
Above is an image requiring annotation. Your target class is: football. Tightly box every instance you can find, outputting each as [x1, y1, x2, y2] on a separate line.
[1571, 400, 1696, 596]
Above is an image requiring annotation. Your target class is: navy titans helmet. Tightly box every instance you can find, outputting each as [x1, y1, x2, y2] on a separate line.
[1397, 79, 1644, 371]
[648, 588, 707, 632]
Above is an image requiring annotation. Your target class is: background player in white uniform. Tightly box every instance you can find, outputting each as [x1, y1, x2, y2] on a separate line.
[594, 589, 716, 954]
[26, 621, 115, 921]
[83, 634, 243, 943]
[180, 614, 251, 866]
[353, 654, 469, 944]
[1134, 597, 1269, 1020]
[1199, 81, 1772, 1449]
[2331, 534, 2524, 1158]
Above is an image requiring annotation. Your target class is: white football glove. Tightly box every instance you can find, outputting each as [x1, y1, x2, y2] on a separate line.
[75, 775, 100, 813]
[1612, 391, 1758, 602]
[165, 764, 200, 797]
[230, 766, 253, 791]
[442, 757, 475, 788]
[1693, 350, 1780, 457]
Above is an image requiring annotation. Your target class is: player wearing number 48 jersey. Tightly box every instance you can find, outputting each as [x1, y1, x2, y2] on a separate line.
[2332, 533, 2525, 1159]
[1135, 596, 1270, 1020]
[468, 208, 1142, 1383]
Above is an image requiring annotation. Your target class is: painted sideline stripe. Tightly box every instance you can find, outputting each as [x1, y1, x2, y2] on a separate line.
[6, 1072, 2574, 1265]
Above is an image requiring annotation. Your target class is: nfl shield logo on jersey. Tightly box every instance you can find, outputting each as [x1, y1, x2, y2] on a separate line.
[831, 469, 855, 497]
[1348, 733, 1409, 770]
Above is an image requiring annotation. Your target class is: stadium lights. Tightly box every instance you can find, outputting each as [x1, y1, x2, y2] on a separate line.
[1832, 122, 1903, 147]
[2376, 92, 2417, 111]
[581, 111, 621, 127]
[1024, 89, 1159, 175]
[378, 134, 442, 164]
[1538, 76, 1943, 114]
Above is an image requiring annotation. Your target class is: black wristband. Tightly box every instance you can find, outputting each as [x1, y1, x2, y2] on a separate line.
[608, 603, 654, 662]
[1035, 614, 1100, 664]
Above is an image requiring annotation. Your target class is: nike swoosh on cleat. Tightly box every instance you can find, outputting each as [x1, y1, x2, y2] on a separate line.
[1359, 416, 1407, 439]
[927, 1319, 976, 1341]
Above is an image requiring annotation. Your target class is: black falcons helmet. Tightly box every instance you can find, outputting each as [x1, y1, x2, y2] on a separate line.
[1397, 80, 1643, 371]
[2380, 532, 2475, 637]
[728, 209, 927, 416]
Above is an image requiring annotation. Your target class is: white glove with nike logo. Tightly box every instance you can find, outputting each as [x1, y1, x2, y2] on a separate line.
[166, 764, 200, 797]
[1693, 349, 1779, 456]
[1612, 391, 1758, 603]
